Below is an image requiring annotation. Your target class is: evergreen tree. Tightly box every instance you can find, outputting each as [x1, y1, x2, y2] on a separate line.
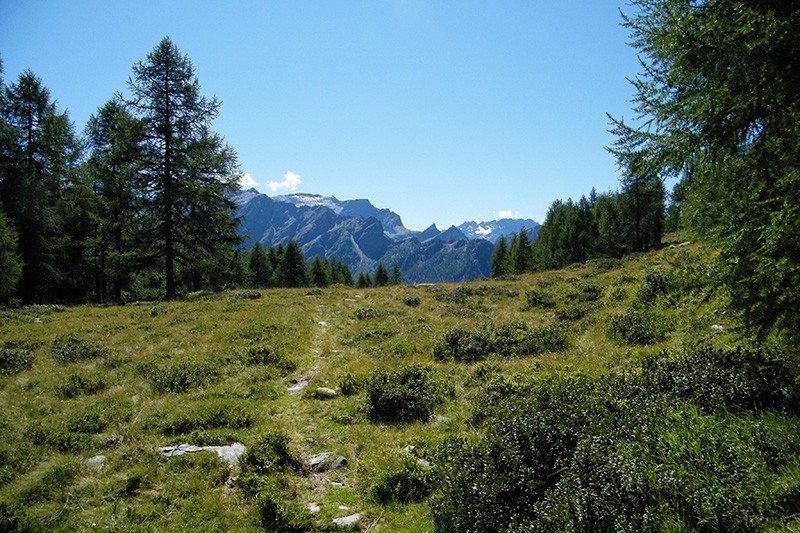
[84, 99, 143, 302]
[357, 271, 371, 289]
[0, 208, 22, 299]
[374, 262, 390, 287]
[390, 262, 403, 285]
[509, 227, 533, 274]
[0, 70, 81, 302]
[610, 0, 800, 335]
[309, 255, 331, 288]
[125, 37, 240, 299]
[330, 258, 354, 286]
[491, 235, 509, 278]
[276, 240, 307, 288]
[247, 241, 272, 288]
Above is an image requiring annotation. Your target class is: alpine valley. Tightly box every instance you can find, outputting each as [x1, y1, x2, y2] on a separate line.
[233, 189, 540, 283]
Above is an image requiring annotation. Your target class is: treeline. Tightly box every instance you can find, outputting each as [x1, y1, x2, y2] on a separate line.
[0, 38, 246, 304]
[241, 240, 401, 290]
[491, 175, 667, 277]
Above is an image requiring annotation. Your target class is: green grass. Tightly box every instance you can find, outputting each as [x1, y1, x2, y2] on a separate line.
[0, 239, 796, 531]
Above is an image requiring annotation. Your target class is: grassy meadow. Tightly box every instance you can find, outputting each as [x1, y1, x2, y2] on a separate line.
[1, 236, 798, 531]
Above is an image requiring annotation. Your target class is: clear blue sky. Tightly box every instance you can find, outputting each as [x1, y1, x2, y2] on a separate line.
[1, 1, 641, 231]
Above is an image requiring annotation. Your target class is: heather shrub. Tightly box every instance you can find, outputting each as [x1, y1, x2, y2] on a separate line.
[371, 454, 436, 504]
[139, 356, 219, 393]
[607, 310, 669, 345]
[49, 334, 108, 363]
[403, 295, 421, 307]
[56, 372, 107, 398]
[0, 348, 34, 374]
[366, 364, 441, 423]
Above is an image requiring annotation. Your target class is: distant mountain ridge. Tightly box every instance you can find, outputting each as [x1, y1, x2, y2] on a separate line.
[232, 189, 539, 283]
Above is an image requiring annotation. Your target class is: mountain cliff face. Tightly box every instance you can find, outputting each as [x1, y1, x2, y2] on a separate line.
[233, 189, 528, 283]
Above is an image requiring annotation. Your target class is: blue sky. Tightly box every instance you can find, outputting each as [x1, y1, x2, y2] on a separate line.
[1, 1, 641, 231]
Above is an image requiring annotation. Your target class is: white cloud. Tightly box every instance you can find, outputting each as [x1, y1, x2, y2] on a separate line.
[239, 172, 260, 188]
[498, 209, 514, 219]
[266, 171, 302, 192]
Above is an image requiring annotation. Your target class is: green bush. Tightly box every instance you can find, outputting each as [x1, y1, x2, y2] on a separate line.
[49, 334, 108, 363]
[240, 343, 296, 371]
[238, 431, 306, 497]
[139, 356, 219, 393]
[433, 323, 567, 362]
[524, 289, 555, 309]
[160, 400, 251, 435]
[554, 303, 590, 321]
[338, 372, 363, 396]
[607, 310, 669, 345]
[636, 269, 672, 305]
[0, 348, 34, 374]
[430, 345, 800, 532]
[354, 307, 383, 320]
[56, 372, 107, 398]
[371, 455, 435, 504]
[572, 282, 602, 302]
[636, 346, 798, 414]
[366, 364, 441, 423]
[403, 295, 421, 307]
[432, 327, 494, 362]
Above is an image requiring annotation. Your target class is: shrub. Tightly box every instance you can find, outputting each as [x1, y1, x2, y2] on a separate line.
[139, 356, 219, 393]
[354, 307, 383, 320]
[607, 310, 669, 345]
[554, 303, 590, 321]
[637, 346, 799, 414]
[403, 296, 421, 307]
[524, 289, 555, 309]
[371, 455, 435, 504]
[229, 289, 261, 300]
[49, 334, 108, 363]
[241, 343, 296, 371]
[239, 431, 305, 487]
[366, 364, 441, 423]
[56, 372, 107, 398]
[432, 327, 494, 362]
[636, 269, 672, 305]
[160, 400, 251, 435]
[433, 323, 567, 362]
[338, 373, 363, 396]
[0, 348, 34, 374]
[572, 282, 602, 302]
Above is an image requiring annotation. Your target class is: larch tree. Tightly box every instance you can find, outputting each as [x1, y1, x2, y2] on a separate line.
[0, 70, 80, 302]
[610, 0, 800, 337]
[125, 37, 240, 299]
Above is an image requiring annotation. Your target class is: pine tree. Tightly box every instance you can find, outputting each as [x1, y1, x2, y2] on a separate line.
[0, 208, 22, 299]
[491, 235, 509, 277]
[84, 99, 143, 302]
[357, 272, 371, 289]
[276, 240, 307, 288]
[509, 227, 533, 274]
[374, 263, 390, 287]
[247, 241, 272, 288]
[309, 255, 331, 287]
[125, 37, 240, 299]
[610, 0, 800, 336]
[0, 70, 80, 302]
[390, 262, 403, 285]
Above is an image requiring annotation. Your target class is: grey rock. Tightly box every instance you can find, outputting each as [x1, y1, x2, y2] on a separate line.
[156, 442, 246, 468]
[85, 455, 107, 472]
[308, 503, 321, 514]
[329, 455, 347, 470]
[333, 513, 360, 527]
[308, 452, 334, 468]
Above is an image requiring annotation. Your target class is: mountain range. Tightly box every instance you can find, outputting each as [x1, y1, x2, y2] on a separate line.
[233, 189, 540, 283]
